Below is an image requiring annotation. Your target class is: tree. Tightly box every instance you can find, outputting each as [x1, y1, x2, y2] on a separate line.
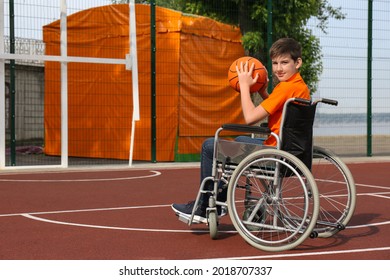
[111, 0, 345, 93]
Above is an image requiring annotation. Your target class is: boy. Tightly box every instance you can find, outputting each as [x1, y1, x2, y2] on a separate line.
[172, 38, 310, 223]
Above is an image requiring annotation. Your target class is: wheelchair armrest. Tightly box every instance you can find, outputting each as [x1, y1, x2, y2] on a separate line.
[221, 123, 271, 134]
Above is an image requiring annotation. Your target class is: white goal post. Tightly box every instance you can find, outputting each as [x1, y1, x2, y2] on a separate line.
[0, 0, 140, 169]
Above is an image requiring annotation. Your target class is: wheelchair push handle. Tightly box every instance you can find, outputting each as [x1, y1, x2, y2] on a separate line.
[321, 98, 338, 106]
[293, 98, 311, 105]
[293, 97, 338, 107]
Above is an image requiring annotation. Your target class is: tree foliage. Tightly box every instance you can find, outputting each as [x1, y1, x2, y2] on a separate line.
[112, 0, 345, 92]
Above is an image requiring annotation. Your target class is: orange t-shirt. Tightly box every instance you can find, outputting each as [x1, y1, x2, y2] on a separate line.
[261, 72, 310, 146]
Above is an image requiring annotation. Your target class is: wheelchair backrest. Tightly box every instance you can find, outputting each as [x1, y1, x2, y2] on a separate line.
[280, 101, 317, 170]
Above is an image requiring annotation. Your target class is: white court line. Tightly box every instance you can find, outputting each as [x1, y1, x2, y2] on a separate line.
[207, 246, 390, 260]
[19, 211, 390, 260]
[2, 177, 389, 257]
[20, 212, 390, 232]
[366, 193, 390, 200]
[355, 182, 390, 190]
[13, 204, 390, 233]
[0, 170, 388, 260]
[316, 179, 390, 190]
[0, 170, 161, 182]
[347, 220, 390, 229]
[7, 198, 390, 260]
[358, 191, 390, 197]
[21, 213, 213, 234]
[0, 204, 171, 217]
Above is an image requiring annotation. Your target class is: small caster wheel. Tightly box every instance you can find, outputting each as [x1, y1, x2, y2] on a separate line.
[208, 211, 218, 240]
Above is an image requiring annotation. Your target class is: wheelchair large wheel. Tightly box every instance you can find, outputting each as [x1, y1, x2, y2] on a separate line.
[227, 149, 319, 252]
[311, 146, 356, 238]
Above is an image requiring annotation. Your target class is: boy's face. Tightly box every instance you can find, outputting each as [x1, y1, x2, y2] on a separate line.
[271, 54, 302, 82]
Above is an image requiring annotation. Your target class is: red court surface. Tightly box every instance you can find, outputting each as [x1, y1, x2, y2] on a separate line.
[0, 158, 389, 260]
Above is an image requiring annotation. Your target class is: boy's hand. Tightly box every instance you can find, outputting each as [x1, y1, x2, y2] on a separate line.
[236, 60, 259, 93]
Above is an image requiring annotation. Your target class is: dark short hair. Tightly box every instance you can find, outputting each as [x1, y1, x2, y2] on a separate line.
[269, 38, 302, 61]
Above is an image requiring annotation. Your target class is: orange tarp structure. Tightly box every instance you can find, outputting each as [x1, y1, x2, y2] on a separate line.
[43, 4, 245, 161]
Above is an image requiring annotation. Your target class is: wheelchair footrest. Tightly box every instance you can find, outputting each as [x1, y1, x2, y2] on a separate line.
[178, 214, 191, 224]
[176, 213, 204, 225]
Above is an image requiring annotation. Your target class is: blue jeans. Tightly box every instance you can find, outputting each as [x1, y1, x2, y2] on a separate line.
[199, 136, 264, 206]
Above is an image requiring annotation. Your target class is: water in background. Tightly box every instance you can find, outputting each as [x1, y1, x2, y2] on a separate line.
[313, 113, 390, 136]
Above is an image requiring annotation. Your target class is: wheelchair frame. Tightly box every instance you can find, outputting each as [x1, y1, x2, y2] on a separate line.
[177, 97, 356, 252]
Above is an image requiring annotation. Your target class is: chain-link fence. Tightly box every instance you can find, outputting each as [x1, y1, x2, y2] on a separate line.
[1, 0, 389, 168]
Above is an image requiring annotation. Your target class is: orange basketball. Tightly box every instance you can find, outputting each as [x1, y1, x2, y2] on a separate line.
[228, 56, 268, 93]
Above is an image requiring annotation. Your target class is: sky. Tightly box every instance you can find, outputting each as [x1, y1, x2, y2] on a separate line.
[307, 0, 390, 116]
[3, 0, 113, 39]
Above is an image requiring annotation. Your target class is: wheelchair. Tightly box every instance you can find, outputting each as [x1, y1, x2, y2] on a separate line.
[176, 97, 356, 252]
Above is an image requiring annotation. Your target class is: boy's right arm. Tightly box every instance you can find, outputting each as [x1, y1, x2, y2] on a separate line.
[237, 61, 270, 125]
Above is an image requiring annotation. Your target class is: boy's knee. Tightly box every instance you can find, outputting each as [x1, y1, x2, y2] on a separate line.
[202, 138, 214, 149]
[202, 138, 215, 156]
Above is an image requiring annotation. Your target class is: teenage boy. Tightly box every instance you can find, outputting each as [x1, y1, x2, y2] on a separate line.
[172, 38, 310, 223]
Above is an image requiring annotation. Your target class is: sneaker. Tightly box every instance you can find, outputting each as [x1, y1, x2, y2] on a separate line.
[171, 201, 207, 223]
[171, 201, 227, 224]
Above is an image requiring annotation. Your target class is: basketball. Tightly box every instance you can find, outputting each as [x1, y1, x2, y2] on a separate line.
[228, 56, 268, 93]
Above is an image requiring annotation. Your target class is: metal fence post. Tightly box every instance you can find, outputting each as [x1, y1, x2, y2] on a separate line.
[367, 0, 373, 157]
[150, 0, 157, 162]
